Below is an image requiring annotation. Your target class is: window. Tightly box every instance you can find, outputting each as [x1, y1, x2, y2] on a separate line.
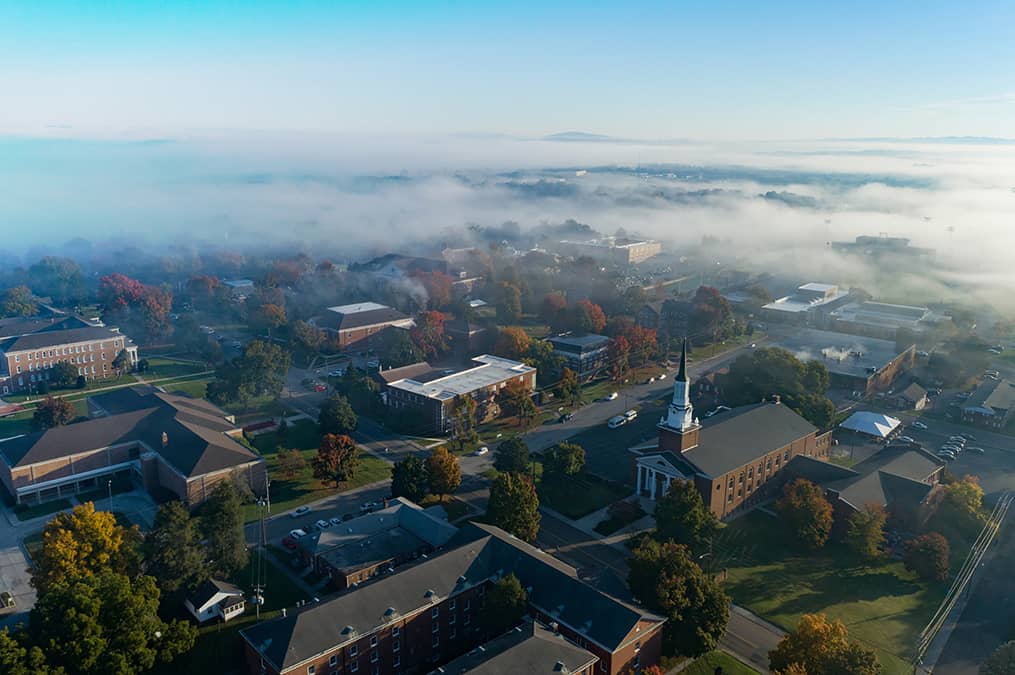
[330, 655, 338, 667]
[464, 599, 471, 611]
[748, 467, 753, 478]
[393, 654, 400, 668]
[478, 586, 485, 596]
[449, 598, 456, 611]
[433, 621, 439, 633]
[767, 458, 772, 470]
[449, 613, 456, 625]
[393, 639, 400, 653]
[784, 450, 790, 460]
[738, 473, 744, 484]
[350, 645, 358, 658]
[350, 662, 359, 673]
[308, 667, 316, 675]
[715, 483, 721, 491]
[392, 626, 400, 638]
[737, 488, 742, 497]
[369, 636, 377, 648]
[370, 651, 378, 663]
[432, 606, 439, 619]
[775, 456, 781, 466]
[432, 635, 439, 648]
[450, 626, 457, 639]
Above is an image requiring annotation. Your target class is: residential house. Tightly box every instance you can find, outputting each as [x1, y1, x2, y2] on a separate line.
[185, 579, 246, 623]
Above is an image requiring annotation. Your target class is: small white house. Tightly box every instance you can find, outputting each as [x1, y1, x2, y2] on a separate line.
[184, 579, 246, 623]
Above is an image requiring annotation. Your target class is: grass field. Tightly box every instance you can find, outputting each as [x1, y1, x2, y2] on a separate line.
[162, 377, 214, 399]
[714, 511, 944, 675]
[244, 420, 392, 522]
[143, 357, 208, 380]
[537, 473, 631, 519]
[682, 651, 760, 675]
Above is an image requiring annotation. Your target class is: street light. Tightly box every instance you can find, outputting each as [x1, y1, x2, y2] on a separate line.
[108, 479, 113, 513]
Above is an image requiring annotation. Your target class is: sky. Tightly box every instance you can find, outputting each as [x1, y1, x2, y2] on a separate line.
[3, 1, 1015, 140]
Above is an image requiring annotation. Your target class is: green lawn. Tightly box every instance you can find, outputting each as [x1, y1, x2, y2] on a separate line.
[244, 420, 392, 522]
[564, 402, 666, 483]
[682, 651, 760, 675]
[420, 495, 472, 522]
[714, 512, 944, 675]
[162, 377, 214, 399]
[0, 410, 36, 437]
[143, 357, 208, 380]
[13, 498, 72, 522]
[537, 473, 631, 520]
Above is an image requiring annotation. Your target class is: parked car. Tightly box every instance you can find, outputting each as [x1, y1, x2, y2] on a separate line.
[329, 517, 343, 526]
[916, 350, 930, 357]
[948, 436, 967, 444]
[474, 446, 489, 455]
[314, 383, 327, 392]
[658, 373, 667, 380]
[282, 536, 298, 550]
[967, 446, 985, 454]
[342, 513, 355, 522]
[329, 368, 346, 377]
[911, 421, 928, 430]
[960, 432, 977, 440]
[289, 528, 308, 539]
[941, 445, 962, 454]
[558, 412, 575, 423]
[315, 519, 330, 530]
[937, 452, 956, 461]
[646, 376, 656, 384]
[606, 392, 619, 401]
[290, 506, 311, 519]
[360, 502, 378, 513]
[898, 435, 916, 444]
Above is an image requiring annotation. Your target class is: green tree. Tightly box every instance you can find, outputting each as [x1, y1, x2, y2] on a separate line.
[496, 282, 522, 323]
[653, 479, 720, 554]
[31, 502, 141, 595]
[776, 479, 834, 549]
[982, 641, 1015, 675]
[450, 395, 479, 453]
[49, 361, 80, 388]
[208, 340, 291, 407]
[523, 339, 562, 382]
[934, 475, 987, 537]
[480, 573, 528, 637]
[143, 501, 207, 595]
[628, 538, 730, 658]
[199, 481, 248, 577]
[494, 436, 530, 474]
[291, 320, 326, 363]
[844, 504, 887, 562]
[543, 442, 585, 480]
[256, 303, 287, 339]
[486, 472, 540, 542]
[904, 532, 950, 582]
[276, 447, 307, 480]
[391, 455, 430, 503]
[721, 348, 835, 428]
[426, 446, 462, 499]
[312, 434, 361, 487]
[375, 327, 422, 368]
[769, 613, 880, 675]
[318, 394, 359, 436]
[31, 396, 75, 431]
[0, 285, 38, 318]
[690, 286, 735, 342]
[557, 366, 582, 407]
[0, 627, 58, 675]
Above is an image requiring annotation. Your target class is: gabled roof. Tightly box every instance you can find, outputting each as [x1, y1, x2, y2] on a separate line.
[188, 578, 244, 612]
[241, 523, 662, 671]
[0, 314, 90, 340]
[680, 402, 817, 478]
[0, 390, 261, 478]
[899, 382, 927, 402]
[963, 379, 1015, 416]
[435, 620, 598, 674]
[822, 444, 942, 511]
[0, 325, 129, 354]
[314, 304, 412, 332]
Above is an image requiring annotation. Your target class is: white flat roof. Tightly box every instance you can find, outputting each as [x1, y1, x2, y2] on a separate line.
[387, 354, 535, 401]
[799, 282, 838, 293]
[326, 301, 390, 315]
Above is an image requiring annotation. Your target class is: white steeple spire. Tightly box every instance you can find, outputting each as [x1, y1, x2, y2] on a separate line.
[663, 337, 696, 432]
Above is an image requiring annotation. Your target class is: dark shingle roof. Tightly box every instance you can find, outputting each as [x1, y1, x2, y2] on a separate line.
[434, 620, 598, 674]
[373, 362, 436, 385]
[964, 379, 1015, 416]
[0, 391, 260, 478]
[0, 314, 90, 340]
[314, 306, 411, 332]
[681, 402, 817, 478]
[241, 523, 662, 671]
[899, 382, 927, 402]
[188, 578, 244, 611]
[823, 444, 942, 511]
[0, 325, 128, 354]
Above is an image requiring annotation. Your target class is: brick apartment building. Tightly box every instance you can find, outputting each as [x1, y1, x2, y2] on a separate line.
[298, 498, 458, 590]
[376, 355, 536, 434]
[961, 378, 1015, 430]
[0, 313, 138, 394]
[435, 619, 600, 674]
[241, 522, 665, 675]
[0, 386, 265, 507]
[311, 302, 415, 352]
[631, 340, 831, 519]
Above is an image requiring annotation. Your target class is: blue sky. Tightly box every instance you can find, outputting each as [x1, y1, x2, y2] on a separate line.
[2, 1, 1015, 139]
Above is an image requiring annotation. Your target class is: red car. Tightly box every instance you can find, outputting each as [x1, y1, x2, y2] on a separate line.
[314, 384, 327, 392]
[282, 536, 298, 550]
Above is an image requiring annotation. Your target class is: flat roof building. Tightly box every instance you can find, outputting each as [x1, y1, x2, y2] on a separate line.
[557, 237, 661, 265]
[827, 301, 948, 340]
[547, 333, 611, 379]
[762, 283, 852, 324]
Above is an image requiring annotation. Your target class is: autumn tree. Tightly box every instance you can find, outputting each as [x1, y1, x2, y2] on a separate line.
[0, 285, 38, 318]
[904, 532, 950, 582]
[654, 479, 720, 555]
[277, 448, 308, 480]
[185, 275, 222, 309]
[480, 573, 528, 637]
[494, 326, 532, 360]
[256, 303, 287, 338]
[410, 311, 447, 358]
[426, 446, 462, 499]
[572, 299, 606, 334]
[143, 501, 207, 595]
[312, 434, 361, 487]
[391, 455, 430, 503]
[609, 335, 631, 381]
[31, 396, 75, 431]
[543, 442, 585, 480]
[933, 475, 987, 538]
[319, 394, 358, 436]
[486, 472, 541, 542]
[412, 270, 454, 310]
[982, 641, 1015, 675]
[498, 378, 537, 428]
[450, 395, 479, 453]
[690, 285, 735, 341]
[557, 367, 582, 407]
[776, 479, 833, 549]
[291, 320, 326, 363]
[495, 436, 531, 474]
[540, 292, 568, 330]
[199, 480, 248, 577]
[496, 281, 522, 323]
[844, 504, 887, 562]
[769, 613, 880, 675]
[628, 538, 730, 658]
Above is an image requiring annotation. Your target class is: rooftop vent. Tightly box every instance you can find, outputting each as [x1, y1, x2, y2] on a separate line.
[341, 625, 355, 635]
[554, 661, 569, 673]
[457, 575, 467, 584]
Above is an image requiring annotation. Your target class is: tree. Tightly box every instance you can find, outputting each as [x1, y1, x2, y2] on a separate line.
[426, 446, 462, 499]
[199, 480, 248, 577]
[412, 271, 454, 310]
[769, 613, 880, 675]
[410, 311, 447, 358]
[480, 573, 527, 637]
[0, 628, 55, 675]
[628, 538, 730, 658]
[609, 335, 631, 382]
[904, 532, 950, 582]
[391, 455, 430, 503]
[557, 367, 582, 407]
[654, 479, 720, 554]
[312, 434, 361, 487]
[319, 394, 359, 436]
[32, 570, 196, 674]
[450, 395, 479, 453]
[982, 641, 1015, 675]
[690, 286, 734, 342]
[540, 292, 568, 329]
[31, 502, 141, 595]
[486, 472, 540, 542]
[844, 504, 887, 562]
[143, 501, 207, 595]
[524, 339, 562, 381]
[49, 360, 79, 388]
[494, 436, 530, 474]
[277, 448, 307, 480]
[31, 396, 75, 431]
[776, 479, 833, 549]
[28, 256, 85, 305]
[494, 326, 532, 360]
[0, 285, 38, 318]
[543, 442, 585, 480]
[209, 340, 291, 407]
[291, 320, 326, 363]
[498, 378, 536, 427]
[375, 327, 422, 368]
[934, 475, 987, 537]
[256, 303, 287, 338]
[721, 348, 835, 428]
[570, 299, 606, 334]
[496, 282, 522, 323]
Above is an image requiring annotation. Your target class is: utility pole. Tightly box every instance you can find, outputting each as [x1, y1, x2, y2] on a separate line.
[108, 479, 113, 514]
[254, 498, 266, 621]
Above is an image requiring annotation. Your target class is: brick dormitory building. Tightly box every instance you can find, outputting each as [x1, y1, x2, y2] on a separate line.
[0, 385, 265, 506]
[631, 340, 832, 519]
[242, 522, 665, 675]
[0, 312, 139, 394]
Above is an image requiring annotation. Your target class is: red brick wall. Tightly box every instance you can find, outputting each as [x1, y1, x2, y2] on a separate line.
[4, 336, 132, 391]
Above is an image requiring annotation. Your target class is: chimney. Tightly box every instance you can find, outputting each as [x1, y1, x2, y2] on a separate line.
[161, 431, 169, 448]
[772, 394, 781, 405]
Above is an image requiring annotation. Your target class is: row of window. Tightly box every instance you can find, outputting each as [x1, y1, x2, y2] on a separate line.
[14, 340, 122, 362]
[18, 364, 103, 384]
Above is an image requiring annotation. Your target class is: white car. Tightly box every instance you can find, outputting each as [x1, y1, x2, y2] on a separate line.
[289, 528, 308, 539]
[911, 421, 928, 430]
[290, 505, 311, 519]
[658, 373, 667, 380]
[474, 446, 489, 456]
[329, 517, 343, 526]
[315, 519, 330, 530]
[897, 435, 916, 444]
[606, 392, 619, 401]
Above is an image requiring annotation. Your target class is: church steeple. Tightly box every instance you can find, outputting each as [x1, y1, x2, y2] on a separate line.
[658, 337, 700, 451]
